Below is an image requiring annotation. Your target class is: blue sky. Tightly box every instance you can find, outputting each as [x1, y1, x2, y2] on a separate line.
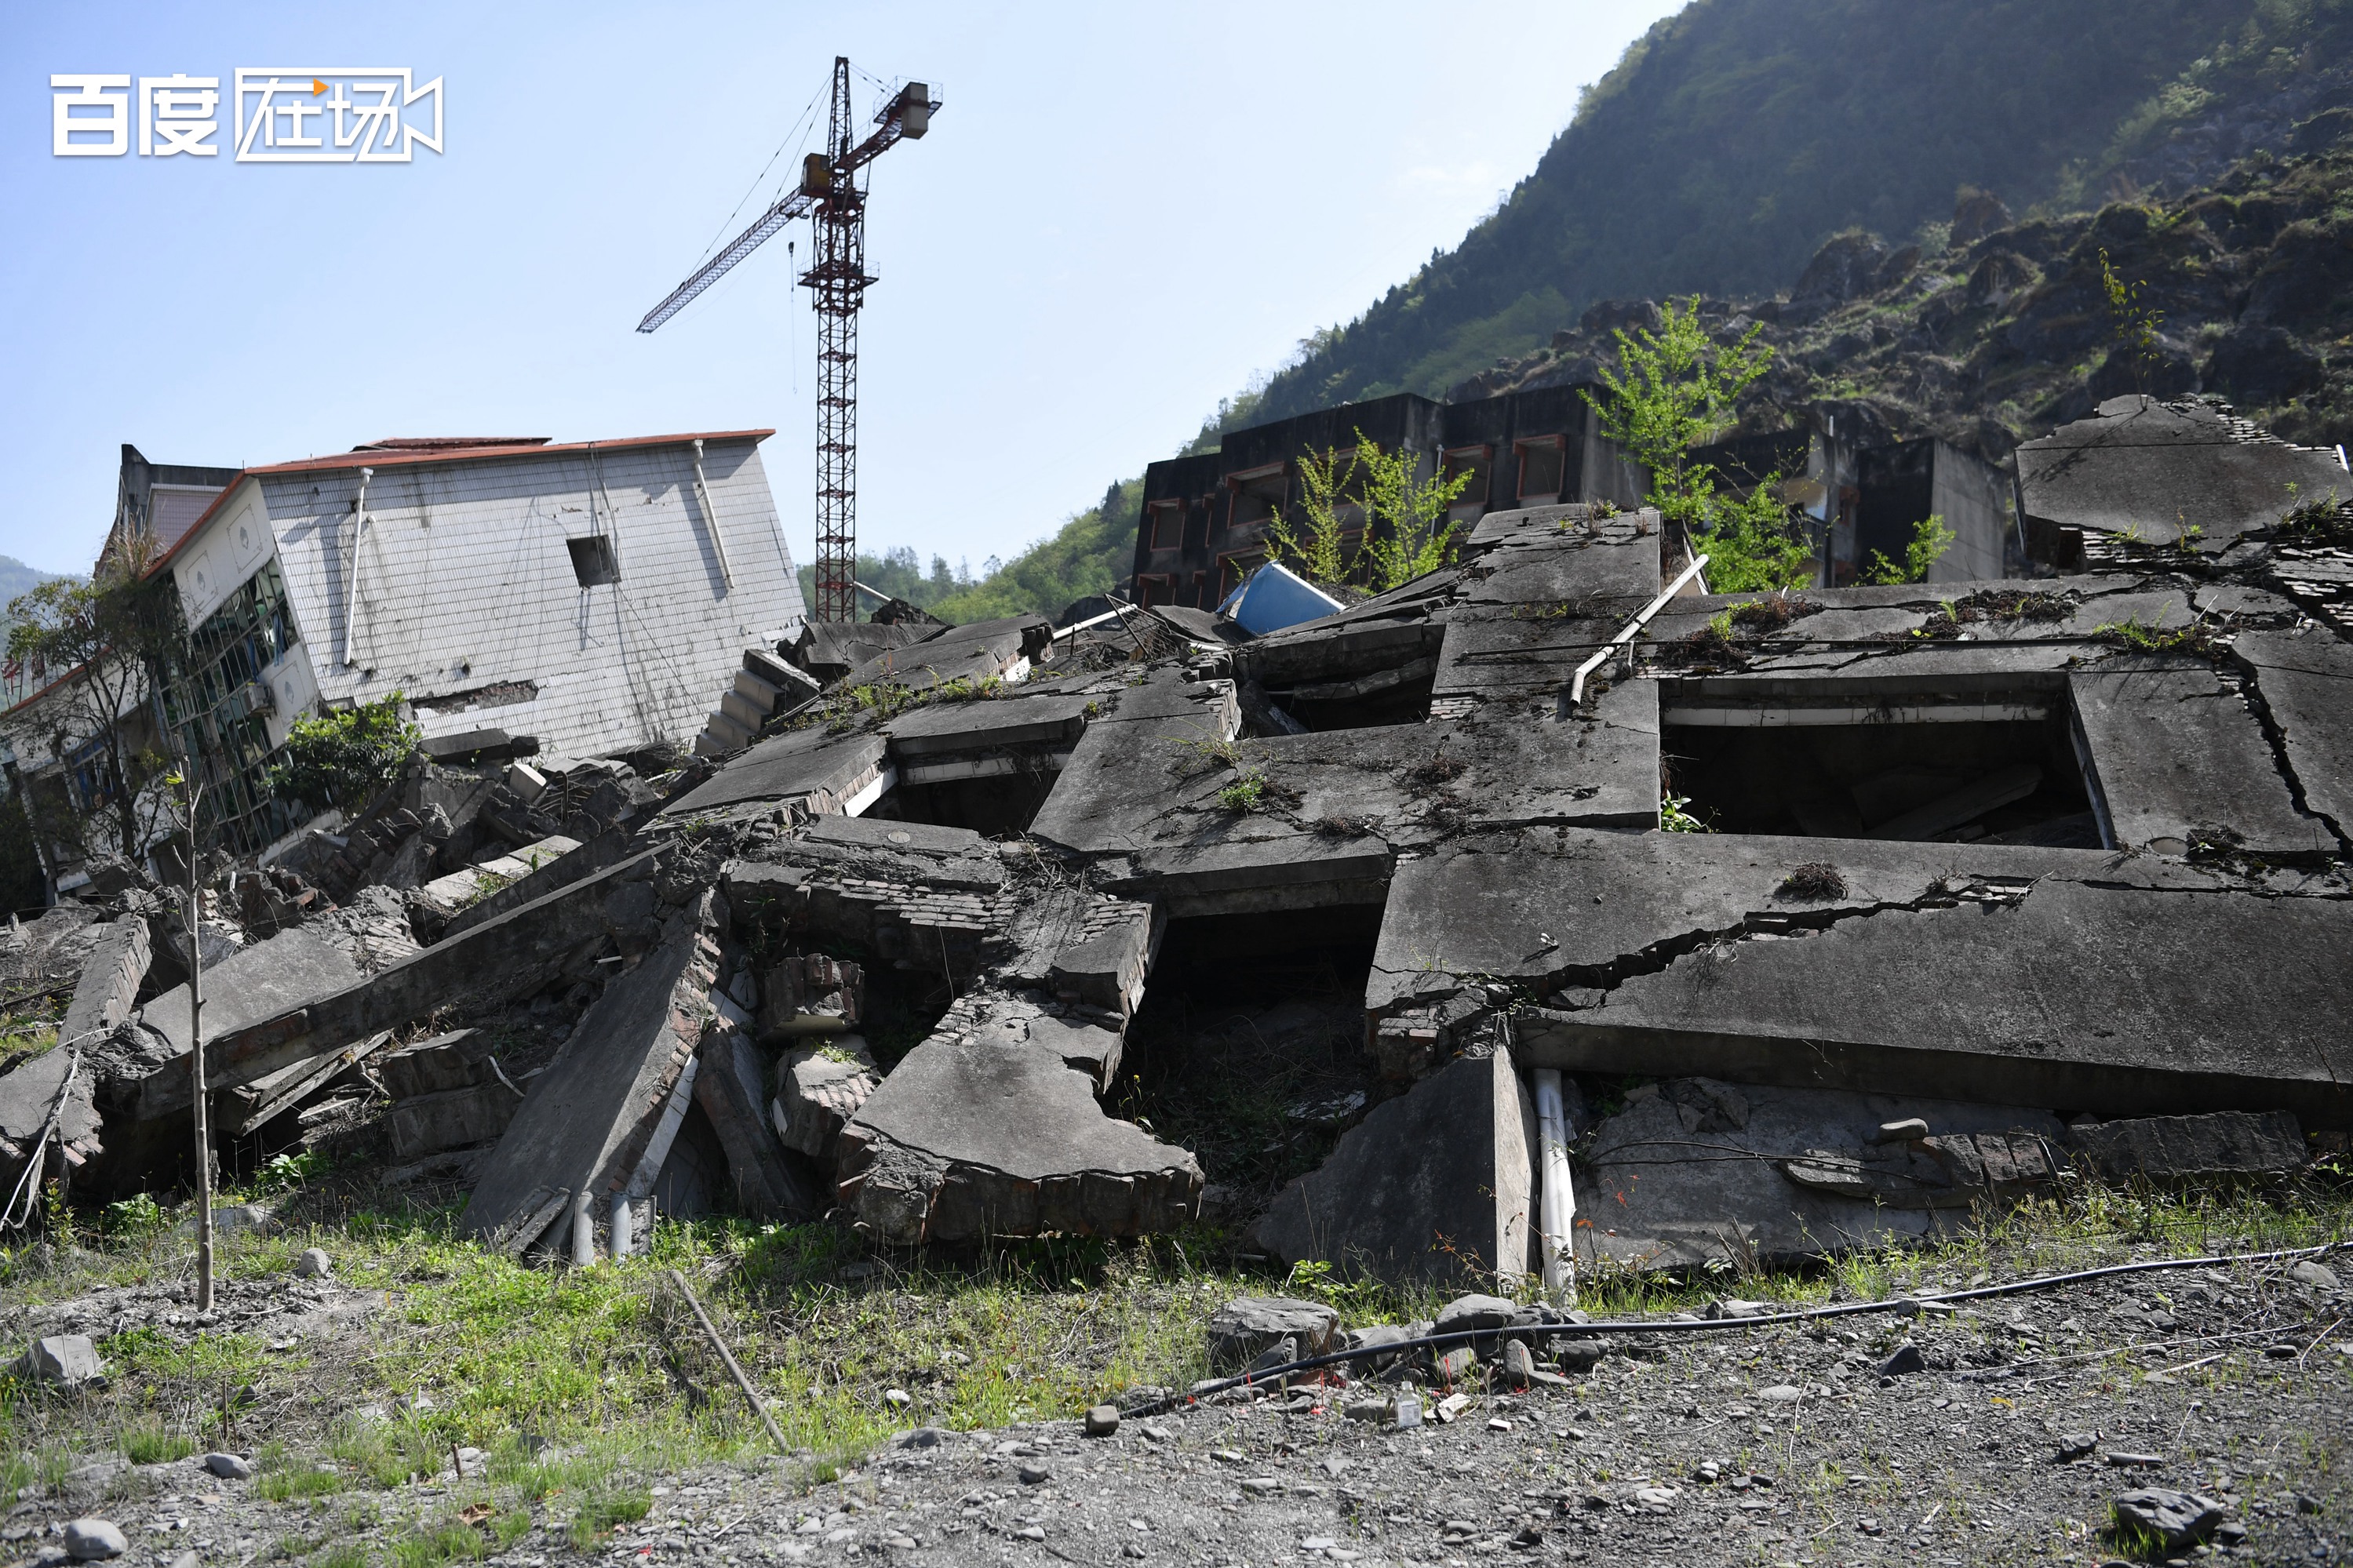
[2, 2, 1676, 580]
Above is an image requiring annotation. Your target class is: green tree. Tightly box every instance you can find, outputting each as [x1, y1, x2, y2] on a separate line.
[1859, 515, 1958, 585]
[5, 534, 183, 860]
[1267, 432, 1472, 592]
[1585, 297, 1814, 591]
[267, 692, 420, 813]
[2097, 245, 2168, 393]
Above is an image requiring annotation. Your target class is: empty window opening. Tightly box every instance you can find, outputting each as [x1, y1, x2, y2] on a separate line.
[1124, 911, 1382, 1193]
[567, 534, 621, 587]
[867, 764, 1063, 839]
[1147, 500, 1186, 550]
[1226, 466, 1288, 533]
[1442, 444, 1494, 516]
[1254, 660, 1437, 733]
[1515, 436, 1566, 503]
[1664, 711, 2096, 844]
[1135, 573, 1175, 609]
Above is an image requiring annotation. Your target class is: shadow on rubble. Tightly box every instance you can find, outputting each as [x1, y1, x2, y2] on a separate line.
[1116, 910, 1384, 1235]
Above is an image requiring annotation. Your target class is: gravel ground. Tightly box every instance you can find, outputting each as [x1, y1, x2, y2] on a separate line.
[6, 1252, 2347, 1568]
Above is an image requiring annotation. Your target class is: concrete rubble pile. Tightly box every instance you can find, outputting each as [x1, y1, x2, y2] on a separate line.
[2, 391, 2346, 1286]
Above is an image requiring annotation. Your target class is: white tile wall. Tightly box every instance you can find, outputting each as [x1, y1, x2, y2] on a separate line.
[181, 438, 805, 760]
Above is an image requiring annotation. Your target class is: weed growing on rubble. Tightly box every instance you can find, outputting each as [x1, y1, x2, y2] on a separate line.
[1660, 794, 1711, 832]
[2094, 612, 2224, 658]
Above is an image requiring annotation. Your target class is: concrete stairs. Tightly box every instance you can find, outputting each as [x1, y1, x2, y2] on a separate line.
[694, 646, 822, 758]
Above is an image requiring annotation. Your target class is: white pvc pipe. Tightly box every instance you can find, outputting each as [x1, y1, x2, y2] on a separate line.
[1533, 1068, 1577, 1304]
[1567, 551, 1710, 709]
[610, 1191, 632, 1261]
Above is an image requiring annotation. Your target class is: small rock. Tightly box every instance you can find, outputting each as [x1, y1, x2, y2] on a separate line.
[63, 1520, 126, 1561]
[1872, 1119, 1929, 1144]
[1141, 1424, 1170, 1441]
[2289, 1259, 2339, 1291]
[1634, 1486, 1678, 1509]
[891, 1428, 949, 1450]
[1014, 1526, 1046, 1541]
[883, 1388, 913, 1408]
[1084, 1404, 1120, 1438]
[16, 1335, 104, 1388]
[1017, 1464, 1051, 1486]
[200, 1453, 253, 1480]
[2055, 1433, 2100, 1462]
[1301, 1537, 1337, 1552]
[2105, 1452, 2165, 1469]
[1240, 1477, 1280, 1495]
[1318, 1456, 1349, 1479]
[1759, 1384, 1803, 1402]
[451, 1446, 486, 1477]
[1488, 1417, 1513, 1432]
[1695, 1461, 1720, 1483]
[1343, 1398, 1390, 1423]
[1210, 1449, 1244, 1463]
[1878, 1343, 1925, 1379]
[883, 1535, 917, 1551]
[293, 1248, 332, 1279]
[1434, 1392, 1472, 1423]
[60, 1459, 126, 1497]
[1432, 1294, 1517, 1333]
[1206, 1297, 1340, 1373]
[1433, 1345, 1475, 1384]
[2111, 1488, 2227, 1548]
[1499, 1339, 1535, 1388]
[1552, 1338, 1605, 1374]
[1245, 1336, 1298, 1377]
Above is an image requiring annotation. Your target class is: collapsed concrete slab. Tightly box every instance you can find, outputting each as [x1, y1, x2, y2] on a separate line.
[2016, 395, 2351, 551]
[836, 990, 1200, 1244]
[2068, 1109, 2307, 1184]
[2069, 661, 2330, 857]
[57, 920, 150, 1050]
[1571, 1076, 2068, 1270]
[457, 890, 723, 1248]
[1372, 830, 2353, 1125]
[1252, 1047, 1535, 1286]
[130, 850, 668, 1119]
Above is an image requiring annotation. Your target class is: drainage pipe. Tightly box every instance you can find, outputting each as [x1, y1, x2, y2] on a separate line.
[1532, 1068, 1576, 1304]
[1565, 551, 1710, 710]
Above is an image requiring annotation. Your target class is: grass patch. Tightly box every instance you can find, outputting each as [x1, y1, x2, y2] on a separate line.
[567, 1488, 652, 1553]
[119, 1421, 197, 1465]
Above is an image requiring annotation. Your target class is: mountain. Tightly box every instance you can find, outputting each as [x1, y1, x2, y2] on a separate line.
[1244, 0, 2353, 427]
[923, 0, 2353, 624]
[0, 555, 71, 611]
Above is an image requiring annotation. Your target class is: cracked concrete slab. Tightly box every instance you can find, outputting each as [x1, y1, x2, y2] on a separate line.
[2235, 628, 2353, 845]
[1373, 830, 2353, 1124]
[2070, 659, 2329, 856]
[836, 989, 1200, 1244]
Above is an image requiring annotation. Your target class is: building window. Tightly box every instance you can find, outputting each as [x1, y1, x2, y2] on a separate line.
[567, 535, 621, 587]
[1135, 573, 1175, 609]
[1188, 570, 1207, 608]
[1147, 500, 1186, 550]
[1226, 466, 1288, 534]
[1516, 436, 1566, 503]
[1442, 444, 1494, 516]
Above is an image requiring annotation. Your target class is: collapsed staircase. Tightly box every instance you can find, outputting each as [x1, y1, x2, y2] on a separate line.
[693, 646, 821, 758]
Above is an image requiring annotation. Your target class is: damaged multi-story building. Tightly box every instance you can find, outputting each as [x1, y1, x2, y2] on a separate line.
[3, 391, 2348, 1294]
[1131, 382, 2031, 613]
[0, 431, 806, 886]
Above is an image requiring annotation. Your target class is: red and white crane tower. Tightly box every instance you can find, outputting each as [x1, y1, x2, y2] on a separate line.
[638, 58, 939, 624]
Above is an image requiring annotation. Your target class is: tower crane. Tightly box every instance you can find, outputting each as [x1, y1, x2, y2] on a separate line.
[638, 58, 939, 624]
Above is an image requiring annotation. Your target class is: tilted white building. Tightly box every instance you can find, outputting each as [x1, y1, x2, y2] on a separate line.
[158, 431, 807, 851]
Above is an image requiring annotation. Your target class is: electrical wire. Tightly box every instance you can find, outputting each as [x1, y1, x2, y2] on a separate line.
[691, 85, 828, 272]
[1122, 1239, 2348, 1419]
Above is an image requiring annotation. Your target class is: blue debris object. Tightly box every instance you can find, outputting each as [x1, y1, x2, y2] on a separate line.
[1215, 562, 1344, 636]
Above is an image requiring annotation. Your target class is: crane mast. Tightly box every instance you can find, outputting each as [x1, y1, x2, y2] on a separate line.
[637, 57, 938, 624]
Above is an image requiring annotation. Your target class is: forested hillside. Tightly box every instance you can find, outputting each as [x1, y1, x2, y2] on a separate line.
[915, 0, 2353, 624]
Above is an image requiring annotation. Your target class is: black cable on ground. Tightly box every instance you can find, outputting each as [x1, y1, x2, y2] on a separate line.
[1122, 1239, 2345, 1421]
